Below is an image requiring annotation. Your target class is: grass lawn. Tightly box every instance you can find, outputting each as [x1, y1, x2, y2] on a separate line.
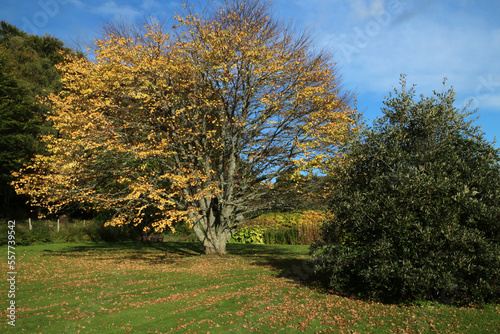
[1, 241, 499, 333]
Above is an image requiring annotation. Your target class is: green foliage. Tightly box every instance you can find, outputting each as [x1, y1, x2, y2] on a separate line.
[0, 221, 53, 245]
[161, 220, 197, 242]
[228, 226, 264, 244]
[0, 57, 40, 217]
[0, 218, 139, 245]
[248, 211, 324, 245]
[256, 173, 330, 213]
[0, 220, 90, 245]
[263, 225, 301, 245]
[311, 76, 500, 305]
[0, 21, 76, 218]
[82, 217, 141, 243]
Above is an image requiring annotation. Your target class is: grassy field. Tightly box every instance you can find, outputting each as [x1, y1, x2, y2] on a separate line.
[1, 242, 499, 333]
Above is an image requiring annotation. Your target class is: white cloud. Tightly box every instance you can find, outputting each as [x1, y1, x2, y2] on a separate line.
[350, 0, 386, 20]
[271, 0, 500, 116]
[459, 73, 500, 110]
[92, 1, 142, 21]
[479, 95, 500, 110]
[63, 0, 85, 7]
[141, 0, 161, 11]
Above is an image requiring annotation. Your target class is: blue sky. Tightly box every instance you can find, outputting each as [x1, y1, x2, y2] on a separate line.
[3, 0, 500, 146]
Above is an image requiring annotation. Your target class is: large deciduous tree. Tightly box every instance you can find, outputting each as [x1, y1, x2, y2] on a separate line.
[13, 0, 355, 254]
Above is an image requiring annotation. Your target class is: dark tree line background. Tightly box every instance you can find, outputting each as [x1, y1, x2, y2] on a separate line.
[0, 21, 77, 218]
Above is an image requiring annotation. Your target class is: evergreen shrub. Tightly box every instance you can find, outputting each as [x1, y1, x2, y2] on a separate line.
[311, 76, 500, 305]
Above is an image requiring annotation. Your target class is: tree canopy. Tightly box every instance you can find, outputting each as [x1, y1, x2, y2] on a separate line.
[311, 76, 500, 304]
[13, 1, 355, 254]
[0, 21, 74, 217]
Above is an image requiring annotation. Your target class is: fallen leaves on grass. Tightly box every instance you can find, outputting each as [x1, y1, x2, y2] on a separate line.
[8, 244, 500, 334]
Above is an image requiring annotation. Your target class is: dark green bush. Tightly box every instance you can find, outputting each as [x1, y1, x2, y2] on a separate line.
[311, 76, 500, 305]
[0, 218, 143, 245]
[0, 222, 29, 245]
[53, 222, 90, 242]
[28, 223, 52, 243]
[0, 221, 52, 245]
[161, 220, 197, 242]
[83, 217, 139, 242]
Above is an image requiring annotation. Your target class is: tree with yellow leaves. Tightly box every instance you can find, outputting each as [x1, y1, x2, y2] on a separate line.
[13, 0, 355, 255]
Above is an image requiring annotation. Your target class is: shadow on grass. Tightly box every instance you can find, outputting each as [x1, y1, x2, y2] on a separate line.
[227, 243, 323, 289]
[41, 241, 322, 288]
[41, 241, 205, 265]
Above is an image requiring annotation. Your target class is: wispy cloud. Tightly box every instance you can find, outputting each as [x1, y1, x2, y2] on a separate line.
[350, 0, 386, 21]
[63, 0, 86, 7]
[298, 0, 500, 111]
[349, 22, 498, 96]
[91, 1, 142, 22]
[141, 0, 162, 11]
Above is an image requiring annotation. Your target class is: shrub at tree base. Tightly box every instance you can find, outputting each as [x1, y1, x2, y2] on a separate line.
[228, 226, 265, 244]
[311, 76, 500, 305]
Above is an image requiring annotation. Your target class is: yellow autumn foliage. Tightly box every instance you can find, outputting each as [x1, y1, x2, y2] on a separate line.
[12, 1, 355, 254]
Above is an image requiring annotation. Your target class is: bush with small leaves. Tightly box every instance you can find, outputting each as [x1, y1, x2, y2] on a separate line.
[311, 76, 500, 305]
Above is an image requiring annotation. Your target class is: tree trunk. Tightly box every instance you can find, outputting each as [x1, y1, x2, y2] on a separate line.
[192, 197, 234, 256]
[193, 222, 231, 255]
[203, 233, 228, 255]
[191, 147, 241, 255]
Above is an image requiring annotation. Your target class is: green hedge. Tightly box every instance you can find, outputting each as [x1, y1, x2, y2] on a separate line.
[0, 219, 142, 245]
[0, 220, 92, 245]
